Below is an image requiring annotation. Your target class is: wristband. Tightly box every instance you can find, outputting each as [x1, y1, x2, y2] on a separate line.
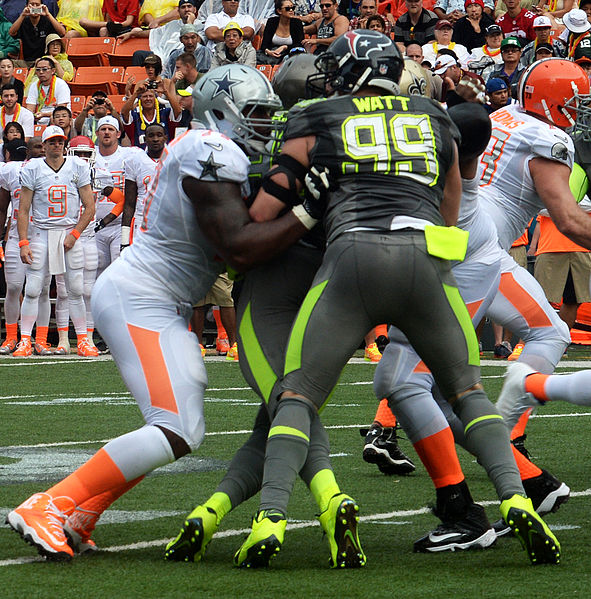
[18, 239, 29, 247]
[70, 229, 80, 239]
[291, 204, 318, 231]
[121, 225, 131, 246]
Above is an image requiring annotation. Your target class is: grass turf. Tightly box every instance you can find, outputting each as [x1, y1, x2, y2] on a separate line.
[1, 354, 591, 598]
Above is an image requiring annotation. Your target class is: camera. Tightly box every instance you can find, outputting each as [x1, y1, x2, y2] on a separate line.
[29, 6, 43, 14]
[94, 97, 105, 105]
[146, 80, 158, 90]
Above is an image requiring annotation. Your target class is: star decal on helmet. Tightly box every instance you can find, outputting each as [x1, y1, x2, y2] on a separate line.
[199, 151, 224, 179]
[209, 72, 240, 100]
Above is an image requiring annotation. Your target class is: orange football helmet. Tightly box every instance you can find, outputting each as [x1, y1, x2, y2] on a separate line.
[518, 58, 591, 129]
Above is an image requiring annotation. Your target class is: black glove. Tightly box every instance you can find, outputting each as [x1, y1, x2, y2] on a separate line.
[94, 219, 106, 233]
[303, 165, 333, 221]
[120, 243, 130, 252]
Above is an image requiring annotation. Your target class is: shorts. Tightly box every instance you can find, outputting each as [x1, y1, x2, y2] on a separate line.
[194, 272, 234, 308]
[534, 251, 591, 304]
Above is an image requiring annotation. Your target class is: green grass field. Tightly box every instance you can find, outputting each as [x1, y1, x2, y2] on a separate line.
[1, 353, 591, 599]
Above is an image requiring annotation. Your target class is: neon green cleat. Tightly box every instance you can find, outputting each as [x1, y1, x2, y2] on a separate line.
[499, 494, 561, 565]
[164, 505, 219, 562]
[233, 510, 286, 568]
[318, 493, 366, 568]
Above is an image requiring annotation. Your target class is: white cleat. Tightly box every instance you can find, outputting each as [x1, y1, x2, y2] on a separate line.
[496, 362, 541, 430]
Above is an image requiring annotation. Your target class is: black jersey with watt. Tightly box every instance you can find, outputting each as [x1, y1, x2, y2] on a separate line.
[284, 94, 460, 243]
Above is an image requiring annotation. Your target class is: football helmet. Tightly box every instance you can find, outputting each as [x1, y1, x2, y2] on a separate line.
[518, 58, 591, 131]
[272, 53, 320, 109]
[447, 103, 491, 161]
[67, 136, 96, 166]
[307, 30, 404, 97]
[192, 64, 283, 154]
[398, 58, 433, 98]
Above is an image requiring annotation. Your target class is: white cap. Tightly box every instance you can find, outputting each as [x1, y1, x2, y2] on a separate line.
[97, 115, 120, 131]
[563, 8, 591, 33]
[533, 15, 552, 28]
[42, 125, 67, 142]
[432, 55, 457, 75]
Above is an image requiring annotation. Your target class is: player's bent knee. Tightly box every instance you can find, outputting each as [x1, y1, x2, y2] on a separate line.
[155, 425, 193, 460]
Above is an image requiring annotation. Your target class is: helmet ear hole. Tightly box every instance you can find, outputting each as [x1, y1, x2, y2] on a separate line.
[213, 109, 224, 121]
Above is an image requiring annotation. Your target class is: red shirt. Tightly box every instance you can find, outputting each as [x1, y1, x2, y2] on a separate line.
[102, 0, 139, 27]
[496, 9, 536, 43]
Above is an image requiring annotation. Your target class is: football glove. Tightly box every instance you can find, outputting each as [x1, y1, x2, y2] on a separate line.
[94, 219, 106, 233]
[303, 165, 333, 220]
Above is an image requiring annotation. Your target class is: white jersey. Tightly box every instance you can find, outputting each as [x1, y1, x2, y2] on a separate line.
[94, 146, 128, 224]
[124, 147, 160, 222]
[123, 129, 250, 304]
[0, 160, 25, 238]
[477, 104, 573, 251]
[19, 156, 91, 229]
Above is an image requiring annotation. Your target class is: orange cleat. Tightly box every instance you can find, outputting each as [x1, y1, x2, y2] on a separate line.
[216, 336, 230, 355]
[0, 337, 18, 355]
[364, 343, 382, 363]
[64, 507, 100, 554]
[226, 342, 239, 361]
[34, 340, 53, 356]
[77, 339, 99, 357]
[507, 343, 525, 361]
[12, 338, 32, 357]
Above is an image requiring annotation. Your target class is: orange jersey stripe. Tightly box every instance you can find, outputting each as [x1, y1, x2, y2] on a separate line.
[498, 272, 552, 328]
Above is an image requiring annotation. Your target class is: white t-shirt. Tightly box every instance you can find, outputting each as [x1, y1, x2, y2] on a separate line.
[203, 11, 256, 50]
[25, 77, 71, 116]
[478, 103, 573, 251]
[0, 104, 35, 138]
[123, 128, 250, 304]
[19, 156, 91, 229]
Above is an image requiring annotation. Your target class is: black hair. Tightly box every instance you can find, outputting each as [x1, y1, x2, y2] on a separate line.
[2, 121, 25, 142]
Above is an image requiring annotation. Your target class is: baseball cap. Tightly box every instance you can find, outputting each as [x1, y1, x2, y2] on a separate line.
[432, 54, 457, 74]
[563, 8, 591, 33]
[223, 21, 244, 36]
[435, 19, 453, 30]
[500, 36, 521, 49]
[485, 24, 502, 35]
[576, 55, 591, 65]
[177, 86, 194, 96]
[143, 54, 160, 65]
[533, 15, 552, 28]
[485, 77, 508, 93]
[97, 115, 120, 131]
[535, 42, 554, 54]
[180, 23, 199, 36]
[42, 125, 67, 142]
[178, 0, 195, 6]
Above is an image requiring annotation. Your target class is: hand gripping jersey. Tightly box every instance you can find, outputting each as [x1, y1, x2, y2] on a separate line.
[19, 156, 91, 229]
[0, 161, 25, 238]
[122, 129, 250, 304]
[124, 146, 159, 223]
[477, 103, 574, 251]
[283, 94, 460, 244]
[94, 146, 128, 224]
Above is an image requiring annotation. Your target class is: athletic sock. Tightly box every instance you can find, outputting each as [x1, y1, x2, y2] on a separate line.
[413, 427, 464, 488]
[374, 398, 397, 428]
[510, 408, 531, 441]
[212, 306, 227, 338]
[375, 324, 388, 338]
[74, 476, 144, 516]
[529, 370, 591, 406]
[512, 444, 543, 480]
[203, 492, 232, 521]
[5, 322, 17, 340]
[35, 325, 48, 345]
[309, 469, 341, 513]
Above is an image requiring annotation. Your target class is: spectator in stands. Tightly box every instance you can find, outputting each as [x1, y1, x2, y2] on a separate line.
[452, 0, 496, 51]
[172, 51, 200, 93]
[575, 54, 591, 80]
[534, 0, 575, 22]
[561, 9, 591, 58]
[125, 0, 199, 68]
[0, 58, 24, 103]
[78, 0, 139, 37]
[121, 80, 182, 147]
[432, 53, 462, 93]
[0, 8, 20, 58]
[495, 0, 536, 45]
[24, 33, 73, 96]
[581, 0, 591, 24]
[204, 0, 255, 52]
[0, 82, 33, 137]
[51, 105, 75, 140]
[302, 0, 349, 54]
[163, 23, 210, 78]
[481, 35, 524, 84]
[467, 22, 503, 73]
[25, 56, 70, 123]
[338, 0, 361, 19]
[59, 0, 104, 38]
[212, 22, 256, 66]
[74, 91, 124, 142]
[293, 0, 321, 24]
[258, 0, 304, 64]
[3, 0, 58, 24]
[139, 0, 180, 28]
[405, 41, 425, 62]
[366, 13, 386, 31]
[533, 40, 554, 57]
[519, 15, 564, 65]
[483, 76, 511, 112]
[393, 0, 438, 53]
[422, 19, 470, 66]
[8, 0, 66, 66]
[349, 0, 390, 34]
[0, 120, 24, 161]
[142, 54, 165, 87]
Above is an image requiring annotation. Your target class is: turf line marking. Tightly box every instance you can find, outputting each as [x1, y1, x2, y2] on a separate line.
[4, 489, 591, 567]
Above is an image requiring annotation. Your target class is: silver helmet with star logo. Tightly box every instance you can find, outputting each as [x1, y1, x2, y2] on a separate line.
[192, 64, 283, 154]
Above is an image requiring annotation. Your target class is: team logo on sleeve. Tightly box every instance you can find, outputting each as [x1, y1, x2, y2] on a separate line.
[551, 143, 568, 161]
[198, 152, 224, 179]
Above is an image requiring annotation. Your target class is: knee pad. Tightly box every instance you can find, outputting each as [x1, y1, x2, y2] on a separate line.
[24, 269, 44, 299]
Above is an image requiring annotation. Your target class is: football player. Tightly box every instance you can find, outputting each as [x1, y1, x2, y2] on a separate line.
[5, 65, 318, 562]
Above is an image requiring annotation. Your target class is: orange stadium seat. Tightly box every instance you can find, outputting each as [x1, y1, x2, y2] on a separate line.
[70, 95, 87, 116]
[66, 37, 116, 68]
[116, 66, 147, 93]
[70, 66, 124, 95]
[256, 64, 272, 79]
[106, 94, 127, 112]
[252, 34, 262, 50]
[33, 124, 47, 137]
[13, 67, 28, 83]
[106, 37, 151, 67]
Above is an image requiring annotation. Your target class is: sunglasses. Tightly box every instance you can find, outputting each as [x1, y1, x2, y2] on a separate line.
[283, 4, 295, 9]
[320, 3, 333, 7]
[36, 67, 52, 72]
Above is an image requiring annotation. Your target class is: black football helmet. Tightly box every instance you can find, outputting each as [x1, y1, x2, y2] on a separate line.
[307, 30, 404, 97]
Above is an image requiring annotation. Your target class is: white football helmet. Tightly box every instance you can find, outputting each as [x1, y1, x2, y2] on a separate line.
[192, 64, 283, 154]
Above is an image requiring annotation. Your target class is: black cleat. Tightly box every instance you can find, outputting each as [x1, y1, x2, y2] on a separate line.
[360, 425, 415, 475]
